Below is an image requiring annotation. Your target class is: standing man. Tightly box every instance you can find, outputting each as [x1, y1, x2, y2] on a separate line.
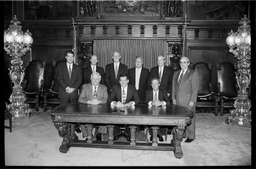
[105, 51, 128, 93]
[128, 56, 150, 103]
[145, 78, 170, 141]
[78, 72, 108, 141]
[149, 55, 174, 100]
[57, 50, 82, 106]
[107, 73, 140, 141]
[82, 55, 105, 85]
[172, 56, 199, 143]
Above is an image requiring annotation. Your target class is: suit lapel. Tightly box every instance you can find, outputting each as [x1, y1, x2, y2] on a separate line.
[182, 68, 191, 83]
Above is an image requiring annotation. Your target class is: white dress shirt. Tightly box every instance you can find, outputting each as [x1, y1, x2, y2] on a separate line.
[135, 67, 142, 90]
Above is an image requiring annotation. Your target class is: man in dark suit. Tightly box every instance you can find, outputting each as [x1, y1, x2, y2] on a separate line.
[145, 78, 170, 142]
[128, 56, 150, 103]
[105, 51, 128, 93]
[149, 55, 174, 100]
[82, 55, 105, 85]
[107, 73, 140, 141]
[56, 50, 82, 106]
[172, 56, 199, 143]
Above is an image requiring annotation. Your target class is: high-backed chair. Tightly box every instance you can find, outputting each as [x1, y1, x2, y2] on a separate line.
[193, 62, 218, 115]
[43, 60, 64, 111]
[217, 62, 238, 116]
[22, 60, 44, 111]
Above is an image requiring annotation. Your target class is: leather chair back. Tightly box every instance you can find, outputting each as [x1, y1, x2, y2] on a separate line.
[217, 62, 237, 97]
[193, 62, 211, 95]
[43, 62, 54, 91]
[23, 60, 44, 92]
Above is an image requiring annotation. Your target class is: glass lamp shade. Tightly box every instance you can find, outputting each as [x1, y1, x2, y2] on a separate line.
[226, 34, 236, 46]
[23, 33, 33, 45]
[244, 34, 251, 45]
[234, 34, 244, 45]
[14, 34, 24, 43]
[4, 32, 15, 43]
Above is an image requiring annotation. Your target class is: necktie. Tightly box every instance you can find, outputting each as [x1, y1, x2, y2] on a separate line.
[135, 68, 140, 90]
[122, 87, 126, 104]
[68, 64, 72, 79]
[153, 91, 157, 101]
[92, 66, 96, 73]
[115, 64, 118, 79]
[93, 86, 97, 99]
[159, 67, 162, 82]
[178, 70, 184, 83]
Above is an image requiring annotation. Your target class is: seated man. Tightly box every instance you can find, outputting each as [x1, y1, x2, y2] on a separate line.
[78, 72, 108, 140]
[145, 78, 170, 142]
[107, 73, 140, 141]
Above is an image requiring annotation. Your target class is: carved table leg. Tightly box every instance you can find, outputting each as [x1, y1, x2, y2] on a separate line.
[129, 126, 137, 146]
[85, 124, 93, 143]
[70, 123, 78, 141]
[55, 122, 71, 153]
[107, 125, 114, 145]
[151, 126, 159, 147]
[171, 126, 185, 159]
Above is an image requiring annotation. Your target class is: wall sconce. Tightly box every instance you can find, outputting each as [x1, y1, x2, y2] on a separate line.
[4, 15, 33, 118]
[225, 15, 251, 127]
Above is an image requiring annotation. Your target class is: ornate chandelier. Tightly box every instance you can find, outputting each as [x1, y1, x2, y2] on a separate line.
[4, 15, 33, 118]
[225, 15, 251, 127]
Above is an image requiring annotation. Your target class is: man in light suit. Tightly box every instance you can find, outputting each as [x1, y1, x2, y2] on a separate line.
[82, 55, 105, 85]
[107, 73, 140, 141]
[105, 51, 128, 93]
[145, 78, 170, 142]
[149, 55, 174, 100]
[128, 56, 150, 103]
[79, 72, 108, 105]
[56, 50, 82, 106]
[78, 72, 108, 140]
[172, 56, 199, 143]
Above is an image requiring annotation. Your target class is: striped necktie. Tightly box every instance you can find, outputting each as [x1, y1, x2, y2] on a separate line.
[122, 87, 126, 104]
[178, 70, 184, 83]
[153, 91, 158, 101]
[93, 86, 97, 99]
[68, 64, 72, 79]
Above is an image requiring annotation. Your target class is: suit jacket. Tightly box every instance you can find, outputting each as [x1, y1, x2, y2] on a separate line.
[105, 62, 128, 91]
[82, 65, 105, 85]
[172, 68, 199, 108]
[78, 83, 108, 104]
[149, 66, 174, 94]
[57, 62, 82, 99]
[128, 67, 150, 102]
[107, 84, 140, 104]
[145, 89, 170, 105]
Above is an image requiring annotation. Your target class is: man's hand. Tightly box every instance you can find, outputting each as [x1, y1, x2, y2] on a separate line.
[66, 87, 75, 94]
[152, 100, 162, 107]
[89, 99, 101, 105]
[172, 99, 177, 105]
[123, 102, 133, 107]
[188, 101, 194, 107]
[116, 101, 124, 107]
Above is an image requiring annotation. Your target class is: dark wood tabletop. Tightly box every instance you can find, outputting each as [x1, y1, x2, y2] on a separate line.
[52, 103, 193, 126]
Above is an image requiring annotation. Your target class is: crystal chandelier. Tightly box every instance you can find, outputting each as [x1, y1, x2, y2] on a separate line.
[4, 15, 33, 118]
[225, 15, 251, 127]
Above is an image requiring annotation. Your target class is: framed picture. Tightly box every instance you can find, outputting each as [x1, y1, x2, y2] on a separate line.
[187, 1, 249, 20]
[24, 0, 78, 20]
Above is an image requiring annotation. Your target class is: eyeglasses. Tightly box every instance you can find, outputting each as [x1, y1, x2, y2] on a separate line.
[180, 61, 189, 64]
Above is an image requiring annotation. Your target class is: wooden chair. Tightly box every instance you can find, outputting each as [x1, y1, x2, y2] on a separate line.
[217, 62, 238, 116]
[5, 110, 12, 132]
[43, 60, 64, 111]
[193, 62, 218, 115]
[22, 60, 44, 111]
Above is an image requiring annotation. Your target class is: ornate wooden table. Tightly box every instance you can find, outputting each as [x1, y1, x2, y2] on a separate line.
[51, 103, 193, 158]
